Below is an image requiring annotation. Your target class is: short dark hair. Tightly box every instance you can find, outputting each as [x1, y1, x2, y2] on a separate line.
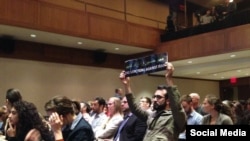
[94, 97, 106, 106]
[157, 85, 168, 99]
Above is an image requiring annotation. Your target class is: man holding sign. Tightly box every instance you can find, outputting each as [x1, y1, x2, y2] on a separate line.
[119, 62, 186, 141]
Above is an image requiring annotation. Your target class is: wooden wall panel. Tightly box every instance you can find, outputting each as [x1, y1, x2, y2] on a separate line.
[88, 14, 127, 43]
[38, 3, 88, 36]
[0, 0, 38, 26]
[158, 38, 190, 60]
[226, 24, 250, 51]
[0, 0, 10, 21]
[158, 24, 250, 61]
[127, 23, 160, 48]
[83, 0, 124, 12]
[126, 15, 158, 28]
[86, 5, 124, 20]
[42, 0, 85, 11]
[126, 0, 168, 23]
[189, 32, 225, 56]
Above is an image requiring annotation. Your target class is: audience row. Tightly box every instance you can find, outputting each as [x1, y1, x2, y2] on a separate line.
[0, 62, 249, 141]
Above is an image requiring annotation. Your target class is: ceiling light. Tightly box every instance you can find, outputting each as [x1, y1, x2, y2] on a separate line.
[213, 74, 217, 76]
[237, 70, 241, 72]
[77, 41, 82, 45]
[30, 34, 36, 38]
[230, 54, 236, 58]
[115, 48, 119, 50]
[221, 76, 224, 79]
[187, 61, 192, 64]
[196, 72, 200, 74]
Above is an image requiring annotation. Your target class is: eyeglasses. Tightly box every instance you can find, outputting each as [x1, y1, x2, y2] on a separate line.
[152, 95, 164, 100]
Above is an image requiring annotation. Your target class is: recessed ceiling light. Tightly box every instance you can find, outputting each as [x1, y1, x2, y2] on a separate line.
[196, 72, 200, 74]
[237, 70, 241, 72]
[230, 54, 236, 58]
[30, 34, 36, 38]
[221, 76, 224, 79]
[213, 74, 217, 76]
[115, 48, 119, 50]
[77, 41, 82, 45]
[187, 61, 192, 64]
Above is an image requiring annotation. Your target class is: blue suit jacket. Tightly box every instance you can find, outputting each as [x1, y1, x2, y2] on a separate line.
[114, 114, 147, 141]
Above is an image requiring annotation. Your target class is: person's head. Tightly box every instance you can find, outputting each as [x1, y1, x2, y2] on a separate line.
[0, 105, 8, 122]
[10, 100, 52, 141]
[180, 94, 194, 115]
[45, 96, 74, 117]
[6, 88, 22, 110]
[139, 96, 152, 111]
[206, 9, 211, 15]
[152, 85, 169, 112]
[121, 96, 129, 114]
[80, 102, 91, 114]
[72, 100, 81, 115]
[92, 97, 106, 114]
[189, 93, 200, 108]
[107, 97, 122, 116]
[202, 95, 220, 114]
[247, 98, 250, 111]
[115, 88, 123, 95]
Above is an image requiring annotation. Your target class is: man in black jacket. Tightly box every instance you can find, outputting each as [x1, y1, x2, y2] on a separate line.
[113, 96, 147, 141]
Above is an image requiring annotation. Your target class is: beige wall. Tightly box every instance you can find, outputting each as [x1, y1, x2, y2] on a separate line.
[0, 58, 219, 115]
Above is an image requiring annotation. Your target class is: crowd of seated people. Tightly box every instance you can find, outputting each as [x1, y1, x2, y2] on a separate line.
[0, 62, 250, 141]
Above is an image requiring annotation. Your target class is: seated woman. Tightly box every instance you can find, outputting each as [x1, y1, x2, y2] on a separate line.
[6, 100, 53, 141]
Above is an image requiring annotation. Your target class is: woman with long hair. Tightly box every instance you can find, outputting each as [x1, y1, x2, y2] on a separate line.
[201, 95, 233, 125]
[6, 100, 53, 141]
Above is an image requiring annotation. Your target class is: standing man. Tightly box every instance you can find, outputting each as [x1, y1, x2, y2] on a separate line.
[113, 96, 147, 141]
[47, 95, 94, 141]
[119, 62, 186, 141]
[89, 97, 108, 134]
[114, 88, 123, 100]
[189, 93, 207, 115]
[178, 94, 203, 141]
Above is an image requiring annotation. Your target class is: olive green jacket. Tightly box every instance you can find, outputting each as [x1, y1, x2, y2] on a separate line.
[126, 86, 186, 141]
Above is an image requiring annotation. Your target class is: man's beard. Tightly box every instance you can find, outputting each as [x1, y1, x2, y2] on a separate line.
[153, 102, 166, 112]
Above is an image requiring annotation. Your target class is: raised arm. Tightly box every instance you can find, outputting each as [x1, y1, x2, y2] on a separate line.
[119, 71, 149, 121]
[165, 62, 186, 133]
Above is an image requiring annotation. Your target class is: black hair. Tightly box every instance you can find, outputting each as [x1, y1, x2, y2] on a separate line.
[6, 88, 22, 104]
[157, 85, 168, 99]
[72, 100, 81, 115]
[82, 102, 91, 113]
[94, 97, 107, 106]
[12, 100, 53, 141]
